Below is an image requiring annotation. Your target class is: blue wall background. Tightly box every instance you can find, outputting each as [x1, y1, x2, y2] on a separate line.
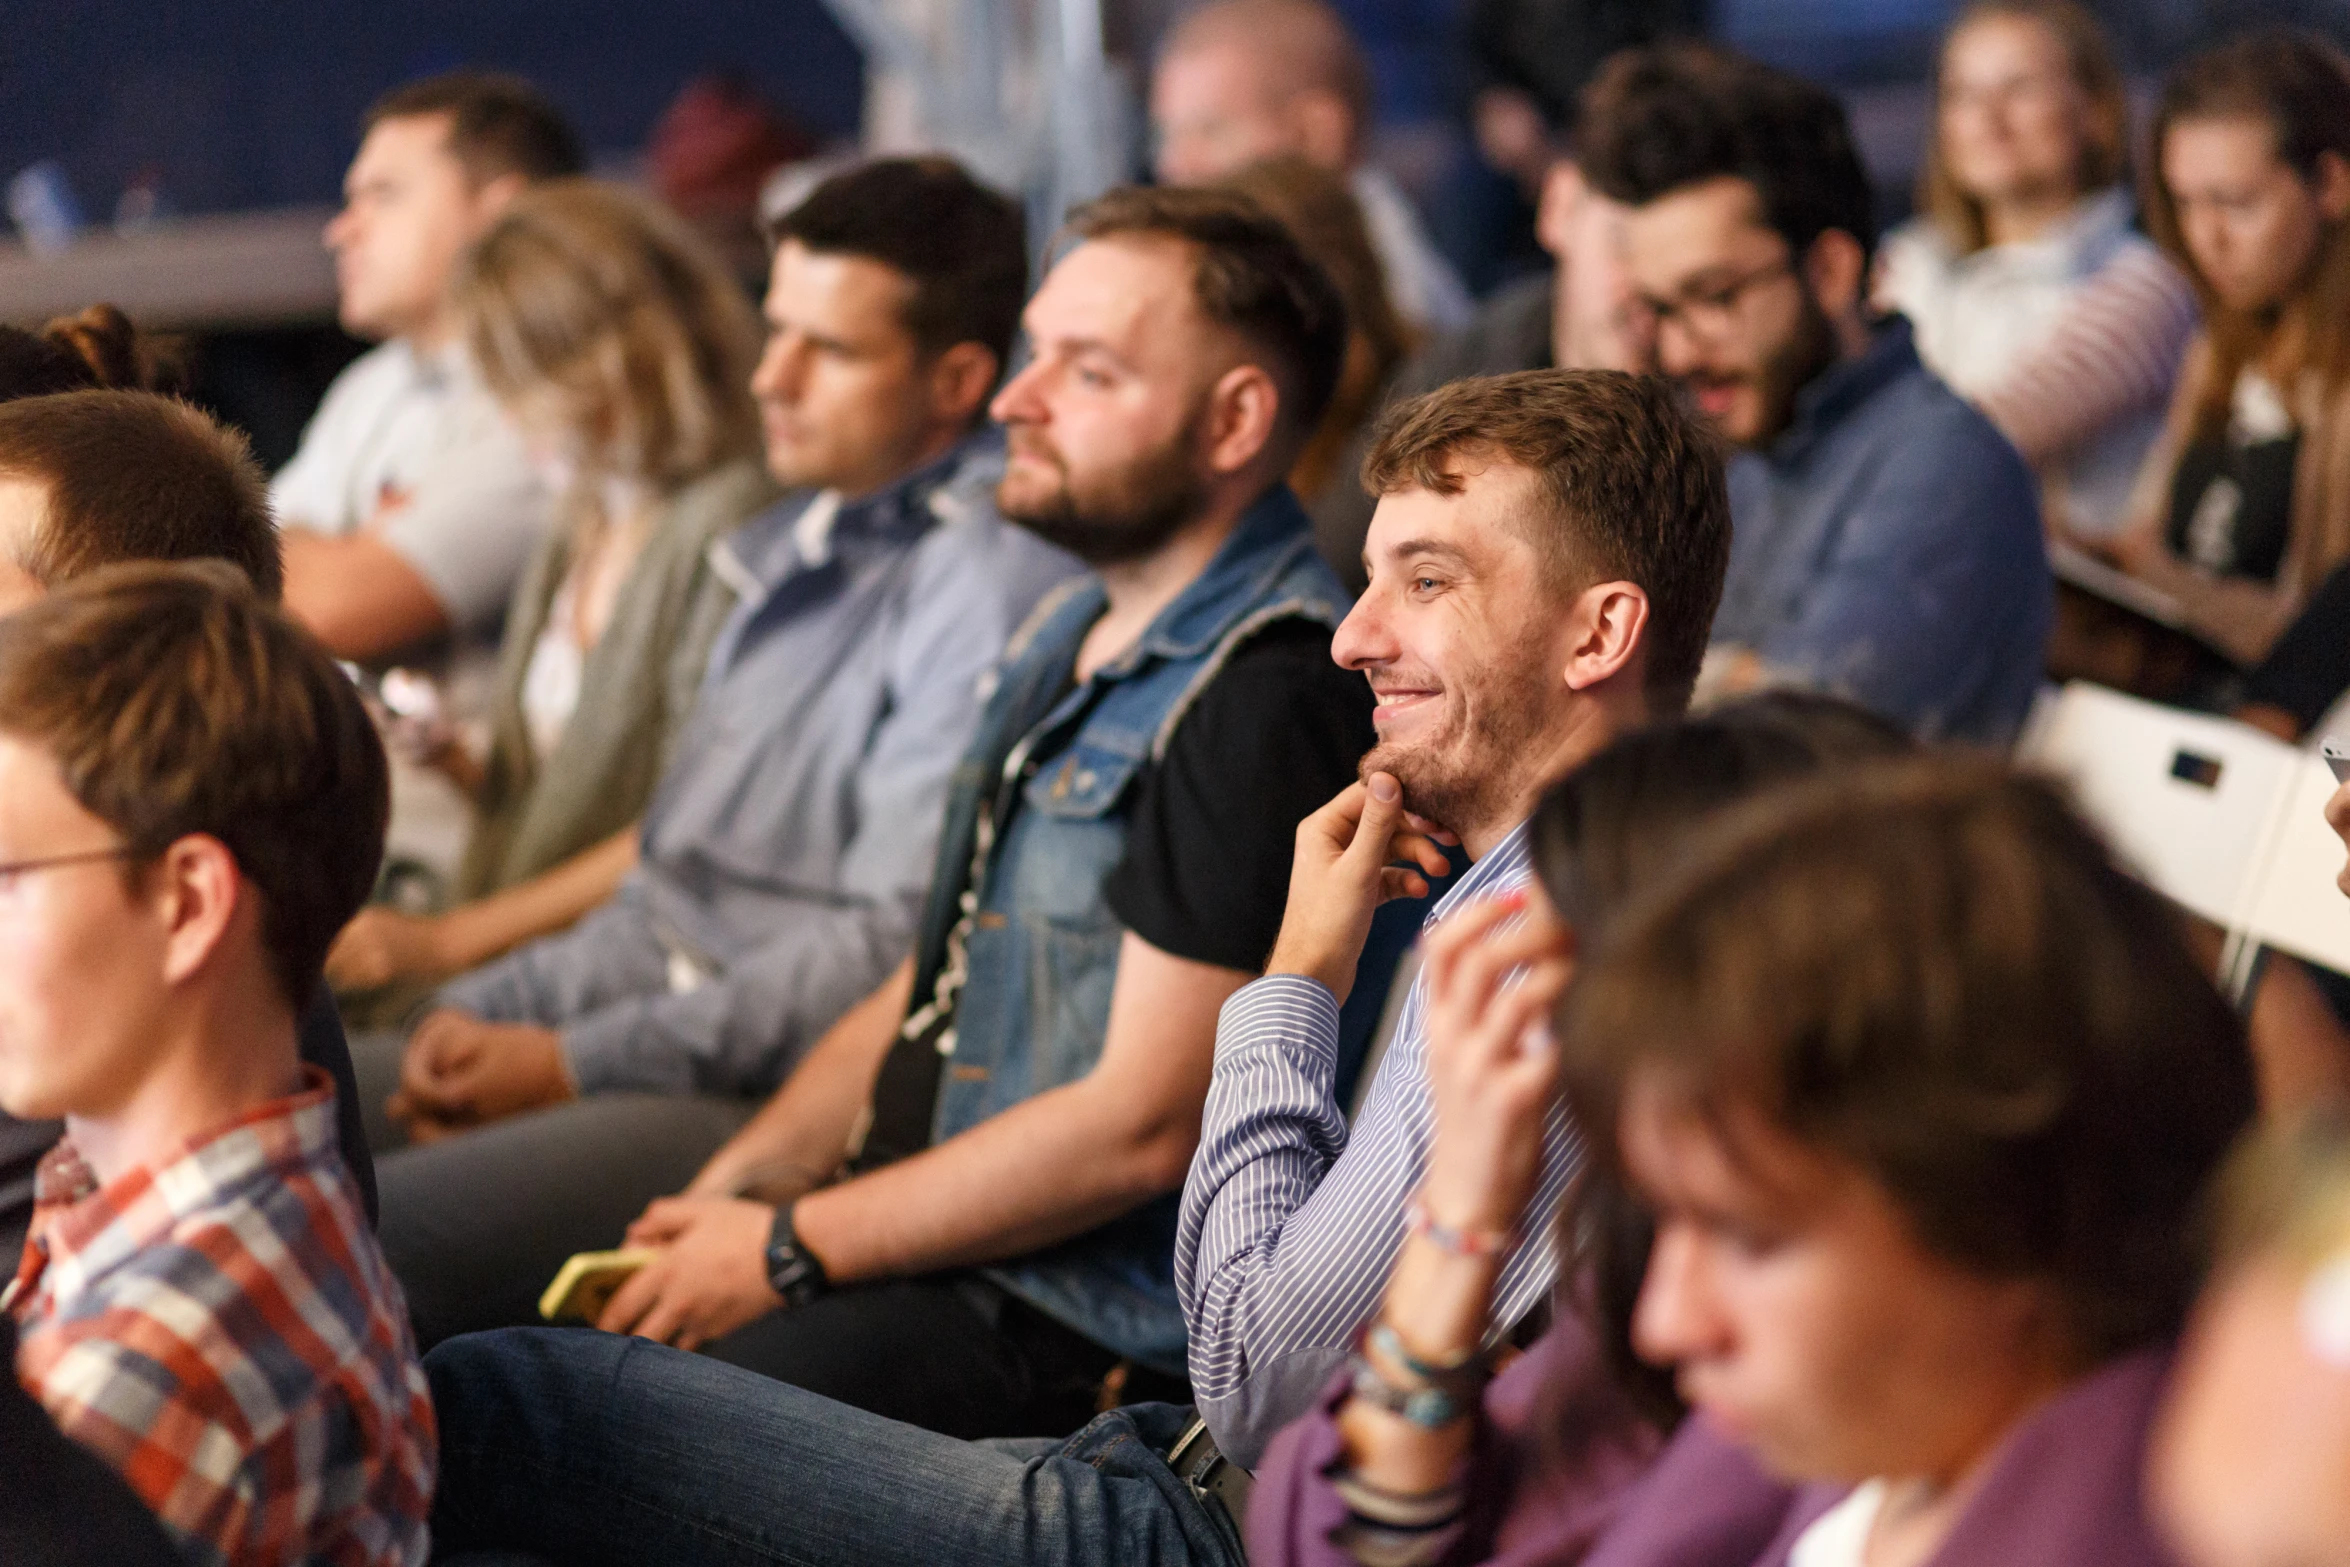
[0, 0, 865, 220]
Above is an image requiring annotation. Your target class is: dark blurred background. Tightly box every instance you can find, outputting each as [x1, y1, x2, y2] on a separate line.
[2, 0, 2344, 463]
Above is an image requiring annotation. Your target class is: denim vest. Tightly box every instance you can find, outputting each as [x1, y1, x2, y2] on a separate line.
[897, 487, 1347, 1375]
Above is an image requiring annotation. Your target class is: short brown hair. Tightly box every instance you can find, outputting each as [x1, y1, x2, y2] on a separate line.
[457, 179, 763, 492]
[1562, 758, 2257, 1364]
[770, 157, 1030, 375]
[0, 390, 281, 601]
[1064, 184, 1350, 453]
[0, 563, 388, 1006]
[1362, 369, 1730, 712]
[366, 68, 585, 186]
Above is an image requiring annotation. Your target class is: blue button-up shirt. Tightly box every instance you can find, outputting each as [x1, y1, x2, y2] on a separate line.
[440, 438, 1081, 1097]
[1712, 316, 2052, 745]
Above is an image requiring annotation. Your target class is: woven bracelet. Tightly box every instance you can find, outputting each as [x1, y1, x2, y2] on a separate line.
[1405, 1199, 1516, 1259]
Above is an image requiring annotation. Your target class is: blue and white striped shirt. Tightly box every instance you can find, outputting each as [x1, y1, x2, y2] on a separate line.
[1175, 821, 1583, 1467]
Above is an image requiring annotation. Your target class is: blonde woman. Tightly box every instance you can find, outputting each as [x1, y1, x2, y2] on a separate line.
[1875, 0, 2197, 539]
[329, 178, 772, 997]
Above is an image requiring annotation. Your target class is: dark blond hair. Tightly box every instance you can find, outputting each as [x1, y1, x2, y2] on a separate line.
[0, 562, 387, 1005]
[1918, 0, 2130, 255]
[1064, 183, 1350, 454]
[2146, 30, 2350, 444]
[1361, 369, 1729, 712]
[456, 178, 763, 494]
[1562, 758, 2256, 1365]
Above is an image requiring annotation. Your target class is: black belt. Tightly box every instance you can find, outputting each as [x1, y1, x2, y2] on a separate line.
[1165, 1417, 1254, 1550]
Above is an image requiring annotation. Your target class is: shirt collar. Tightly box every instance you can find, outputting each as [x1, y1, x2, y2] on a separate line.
[1089, 484, 1328, 679]
[6, 1066, 339, 1312]
[1430, 819, 1535, 919]
[714, 431, 1000, 595]
[1769, 315, 1922, 468]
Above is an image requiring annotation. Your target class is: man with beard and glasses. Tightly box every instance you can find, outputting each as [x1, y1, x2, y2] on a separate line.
[423, 184, 1382, 1566]
[1582, 44, 2052, 744]
[1182, 365, 1732, 1472]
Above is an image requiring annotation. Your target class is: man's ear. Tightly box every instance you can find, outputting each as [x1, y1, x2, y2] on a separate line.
[1561, 579, 1650, 694]
[2314, 149, 2350, 224]
[150, 835, 247, 991]
[927, 342, 1002, 431]
[1288, 90, 1356, 170]
[469, 170, 530, 224]
[1801, 229, 1870, 326]
[1202, 362, 1283, 478]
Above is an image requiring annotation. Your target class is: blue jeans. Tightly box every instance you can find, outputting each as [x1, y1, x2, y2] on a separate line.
[427, 1327, 1247, 1567]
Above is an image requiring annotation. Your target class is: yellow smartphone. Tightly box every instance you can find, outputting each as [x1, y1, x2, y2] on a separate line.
[538, 1248, 659, 1324]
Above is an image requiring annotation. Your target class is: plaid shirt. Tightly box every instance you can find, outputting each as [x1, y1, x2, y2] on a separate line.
[5, 1068, 434, 1566]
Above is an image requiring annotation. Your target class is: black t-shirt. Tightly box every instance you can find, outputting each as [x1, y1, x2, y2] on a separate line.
[2166, 429, 2300, 583]
[860, 618, 1373, 1166]
[1104, 619, 1375, 970]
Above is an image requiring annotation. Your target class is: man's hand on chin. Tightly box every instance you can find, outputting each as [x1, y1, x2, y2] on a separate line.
[1264, 772, 1456, 1005]
[388, 1010, 576, 1142]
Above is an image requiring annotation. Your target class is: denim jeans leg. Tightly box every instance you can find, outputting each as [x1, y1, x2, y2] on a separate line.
[427, 1327, 1246, 1567]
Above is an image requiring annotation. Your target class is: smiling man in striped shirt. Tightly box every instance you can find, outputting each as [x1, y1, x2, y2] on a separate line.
[1179, 366, 1733, 1471]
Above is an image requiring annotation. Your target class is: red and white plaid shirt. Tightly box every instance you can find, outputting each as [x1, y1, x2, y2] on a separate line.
[5, 1068, 435, 1566]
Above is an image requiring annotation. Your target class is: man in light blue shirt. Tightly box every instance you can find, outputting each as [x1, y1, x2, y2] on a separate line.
[355, 158, 1078, 1346]
[1585, 44, 2051, 744]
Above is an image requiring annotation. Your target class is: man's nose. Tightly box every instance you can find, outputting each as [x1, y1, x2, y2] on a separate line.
[1330, 592, 1393, 671]
[991, 358, 1046, 426]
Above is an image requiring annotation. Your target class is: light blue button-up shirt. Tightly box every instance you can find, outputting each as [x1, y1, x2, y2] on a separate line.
[440, 437, 1081, 1098]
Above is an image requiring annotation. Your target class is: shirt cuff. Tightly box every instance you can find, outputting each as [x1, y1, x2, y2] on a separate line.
[1216, 973, 1343, 1070]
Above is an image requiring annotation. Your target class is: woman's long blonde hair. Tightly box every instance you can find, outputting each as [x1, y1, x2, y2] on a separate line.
[1917, 0, 2130, 256]
[455, 178, 764, 493]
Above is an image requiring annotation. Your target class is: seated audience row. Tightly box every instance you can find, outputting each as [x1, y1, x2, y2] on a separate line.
[14, 18, 2350, 1567]
[350, 157, 1078, 1350]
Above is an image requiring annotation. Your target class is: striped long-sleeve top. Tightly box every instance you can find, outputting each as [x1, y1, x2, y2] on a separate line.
[1174, 822, 1582, 1468]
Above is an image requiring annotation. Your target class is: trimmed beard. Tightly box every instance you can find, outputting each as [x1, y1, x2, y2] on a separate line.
[997, 411, 1210, 567]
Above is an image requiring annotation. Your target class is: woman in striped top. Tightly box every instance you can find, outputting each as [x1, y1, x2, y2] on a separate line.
[1875, 0, 2197, 542]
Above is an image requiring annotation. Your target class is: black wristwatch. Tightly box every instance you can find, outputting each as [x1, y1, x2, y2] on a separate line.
[764, 1202, 830, 1309]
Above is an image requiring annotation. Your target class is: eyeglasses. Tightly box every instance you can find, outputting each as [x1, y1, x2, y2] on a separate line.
[0, 846, 137, 892]
[1638, 256, 1796, 342]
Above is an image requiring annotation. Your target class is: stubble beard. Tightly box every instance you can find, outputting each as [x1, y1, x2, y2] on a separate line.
[1362, 622, 1561, 842]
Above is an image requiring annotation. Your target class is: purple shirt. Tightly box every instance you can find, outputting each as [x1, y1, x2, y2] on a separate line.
[1251, 1312, 2184, 1567]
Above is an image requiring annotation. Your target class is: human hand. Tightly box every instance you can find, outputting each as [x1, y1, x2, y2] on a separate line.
[327, 906, 450, 993]
[388, 1010, 574, 1141]
[598, 1195, 784, 1349]
[1264, 773, 1456, 1004]
[2328, 781, 2350, 899]
[1418, 891, 1572, 1236]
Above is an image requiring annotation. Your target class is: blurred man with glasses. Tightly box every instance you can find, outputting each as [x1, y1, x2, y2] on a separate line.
[1585, 44, 2052, 744]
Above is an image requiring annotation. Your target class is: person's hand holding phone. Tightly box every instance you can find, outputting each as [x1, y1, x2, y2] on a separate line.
[2325, 738, 2350, 900]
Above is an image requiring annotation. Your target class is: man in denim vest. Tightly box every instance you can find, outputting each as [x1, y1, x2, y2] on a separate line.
[426, 183, 1378, 1491]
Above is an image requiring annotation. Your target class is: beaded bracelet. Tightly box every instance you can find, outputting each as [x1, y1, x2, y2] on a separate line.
[1404, 1199, 1516, 1259]
[1346, 1320, 1492, 1429]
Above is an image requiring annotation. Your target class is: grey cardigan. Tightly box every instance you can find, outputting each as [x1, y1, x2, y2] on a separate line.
[455, 456, 777, 901]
